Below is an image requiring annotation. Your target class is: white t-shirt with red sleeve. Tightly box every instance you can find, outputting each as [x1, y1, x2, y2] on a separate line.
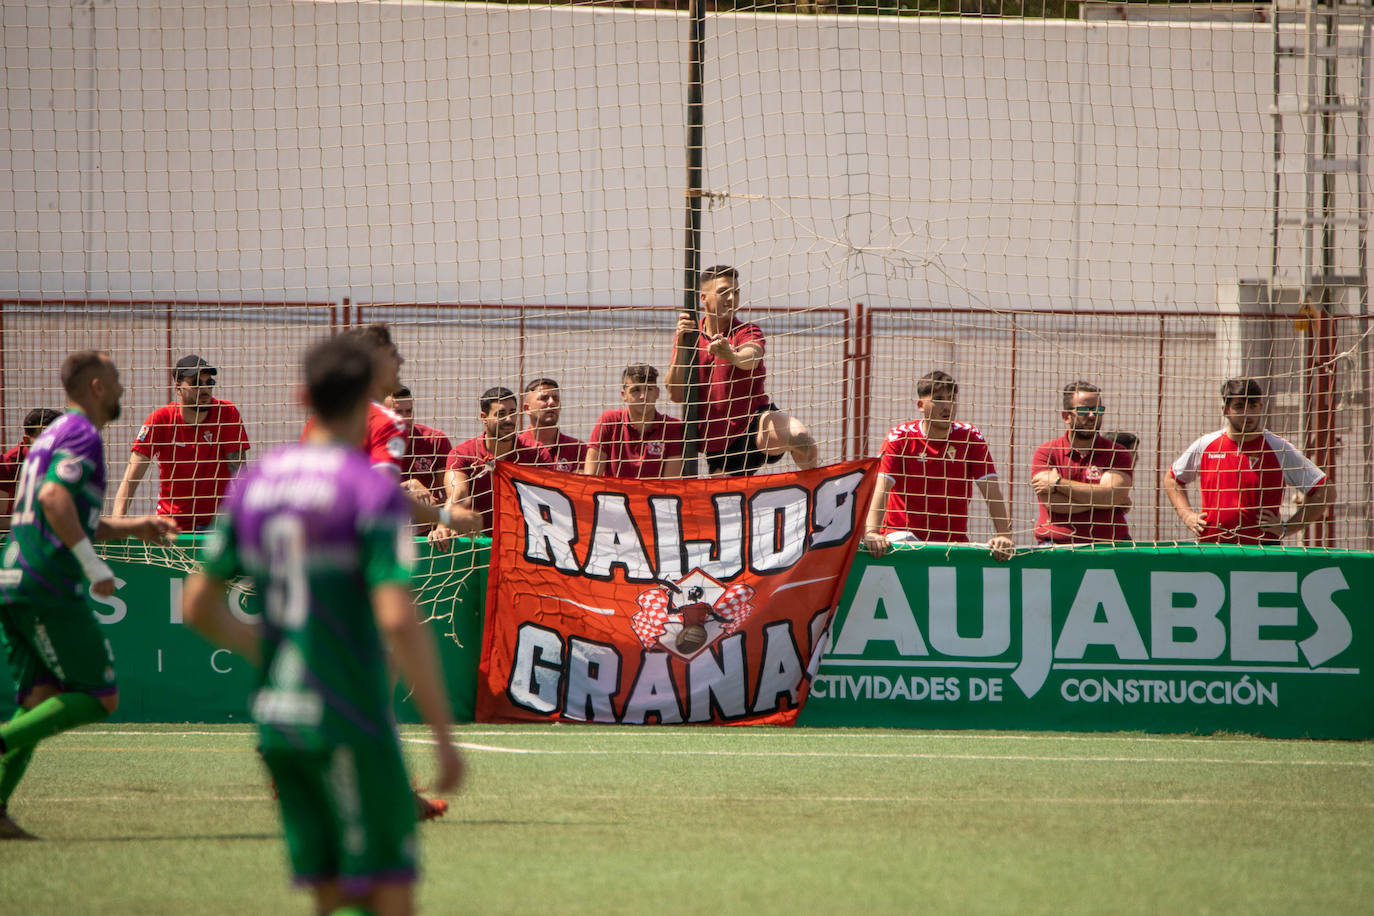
[878, 420, 996, 542]
[1169, 428, 1326, 544]
[132, 398, 250, 529]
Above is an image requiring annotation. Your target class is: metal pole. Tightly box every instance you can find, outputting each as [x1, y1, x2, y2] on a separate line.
[676, 0, 708, 477]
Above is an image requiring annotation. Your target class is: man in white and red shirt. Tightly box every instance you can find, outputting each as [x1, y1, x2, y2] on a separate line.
[1029, 381, 1134, 544]
[442, 386, 526, 534]
[1164, 378, 1332, 544]
[861, 371, 1014, 560]
[112, 355, 249, 530]
[585, 364, 686, 479]
[666, 265, 818, 476]
[385, 385, 453, 504]
[516, 377, 586, 473]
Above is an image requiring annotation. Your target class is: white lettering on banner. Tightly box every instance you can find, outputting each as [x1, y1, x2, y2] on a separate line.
[827, 564, 1357, 700]
[1230, 572, 1299, 663]
[506, 625, 810, 723]
[1151, 572, 1226, 659]
[210, 649, 233, 674]
[811, 674, 978, 702]
[832, 565, 928, 656]
[1060, 676, 1278, 707]
[512, 470, 860, 582]
[928, 567, 1010, 657]
[1054, 569, 1149, 660]
[90, 578, 129, 624]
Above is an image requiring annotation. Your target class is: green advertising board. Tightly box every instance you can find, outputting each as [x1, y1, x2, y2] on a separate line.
[0, 537, 490, 724]
[798, 544, 1374, 738]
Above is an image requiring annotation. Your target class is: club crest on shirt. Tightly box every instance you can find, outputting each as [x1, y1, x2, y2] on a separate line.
[202, 430, 214, 443]
[647, 440, 664, 457]
[136, 425, 151, 443]
[1085, 466, 1103, 482]
[386, 436, 406, 460]
[55, 457, 83, 484]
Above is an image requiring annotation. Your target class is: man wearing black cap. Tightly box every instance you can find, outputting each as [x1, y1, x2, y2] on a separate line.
[1165, 378, 1332, 544]
[112, 354, 250, 531]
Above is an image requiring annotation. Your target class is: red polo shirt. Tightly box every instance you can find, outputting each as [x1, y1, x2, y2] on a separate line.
[516, 429, 586, 473]
[588, 408, 686, 479]
[404, 422, 453, 498]
[1031, 433, 1133, 543]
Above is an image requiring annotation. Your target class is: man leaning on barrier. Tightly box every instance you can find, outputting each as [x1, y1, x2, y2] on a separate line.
[1164, 378, 1332, 545]
[1030, 380, 1134, 545]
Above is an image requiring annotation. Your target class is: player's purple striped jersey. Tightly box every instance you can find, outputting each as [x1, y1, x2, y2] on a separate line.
[0, 410, 108, 602]
[200, 442, 413, 750]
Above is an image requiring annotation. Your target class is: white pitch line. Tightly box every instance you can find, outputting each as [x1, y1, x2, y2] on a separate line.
[398, 738, 1373, 767]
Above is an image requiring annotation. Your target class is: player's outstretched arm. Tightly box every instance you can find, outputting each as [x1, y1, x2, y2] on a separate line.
[373, 583, 463, 794]
[182, 572, 262, 665]
[95, 514, 179, 545]
[110, 453, 151, 518]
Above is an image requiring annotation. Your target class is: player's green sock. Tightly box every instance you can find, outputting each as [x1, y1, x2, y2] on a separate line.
[0, 744, 35, 809]
[0, 692, 108, 754]
[328, 907, 375, 916]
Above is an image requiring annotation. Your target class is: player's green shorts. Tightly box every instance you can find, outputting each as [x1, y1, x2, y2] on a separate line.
[0, 595, 117, 701]
[261, 738, 418, 890]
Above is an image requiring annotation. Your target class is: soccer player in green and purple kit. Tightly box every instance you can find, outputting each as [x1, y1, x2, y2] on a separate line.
[182, 334, 462, 916]
[0, 350, 179, 839]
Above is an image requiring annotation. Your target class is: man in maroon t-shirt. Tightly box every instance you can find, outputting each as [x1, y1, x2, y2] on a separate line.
[441, 386, 524, 534]
[585, 364, 686, 479]
[666, 265, 817, 476]
[517, 377, 586, 473]
[385, 385, 453, 505]
[112, 355, 250, 530]
[0, 408, 63, 530]
[1030, 380, 1134, 544]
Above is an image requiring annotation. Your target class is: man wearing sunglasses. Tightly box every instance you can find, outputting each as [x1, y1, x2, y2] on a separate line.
[1030, 381, 1134, 544]
[1164, 378, 1331, 544]
[112, 354, 249, 531]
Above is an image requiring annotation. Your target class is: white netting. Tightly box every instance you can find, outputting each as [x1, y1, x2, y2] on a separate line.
[1, 0, 1369, 594]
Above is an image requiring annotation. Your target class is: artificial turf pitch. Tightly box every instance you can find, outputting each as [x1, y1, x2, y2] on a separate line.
[2, 724, 1370, 915]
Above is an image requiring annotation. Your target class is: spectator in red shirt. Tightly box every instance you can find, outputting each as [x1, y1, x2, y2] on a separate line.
[1164, 378, 1332, 544]
[585, 364, 686, 479]
[0, 408, 63, 529]
[442, 387, 524, 534]
[112, 355, 249, 530]
[385, 385, 453, 505]
[517, 377, 586, 473]
[666, 265, 818, 476]
[1030, 381, 1134, 544]
[861, 371, 1014, 560]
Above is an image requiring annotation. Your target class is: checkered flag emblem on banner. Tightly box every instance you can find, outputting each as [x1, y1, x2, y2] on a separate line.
[632, 588, 671, 649]
[714, 583, 756, 635]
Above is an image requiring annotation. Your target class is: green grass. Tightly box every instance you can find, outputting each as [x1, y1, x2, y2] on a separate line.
[4, 724, 1372, 914]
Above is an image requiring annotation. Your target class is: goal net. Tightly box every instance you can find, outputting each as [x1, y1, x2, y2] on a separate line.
[3, 0, 1371, 626]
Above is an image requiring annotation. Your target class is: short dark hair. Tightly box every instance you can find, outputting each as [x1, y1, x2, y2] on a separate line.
[304, 335, 374, 422]
[60, 350, 111, 397]
[917, 370, 957, 399]
[391, 386, 413, 400]
[23, 408, 61, 438]
[1221, 377, 1264, 401]
[524, 377, 559, 394]
[622, 364, 659, 385]
[1061, 380, 1101, 411]
[1104, 430, 1138, 452]
[480, 386, 517, 414]
[341, 323, 394, 352]
[699, 265, 738, 288]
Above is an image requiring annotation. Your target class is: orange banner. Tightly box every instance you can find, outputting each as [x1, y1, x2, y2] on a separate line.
[476, 459, 878, 725]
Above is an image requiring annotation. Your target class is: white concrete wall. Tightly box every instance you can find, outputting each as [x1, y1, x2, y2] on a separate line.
[2, 0, 1272, 314]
